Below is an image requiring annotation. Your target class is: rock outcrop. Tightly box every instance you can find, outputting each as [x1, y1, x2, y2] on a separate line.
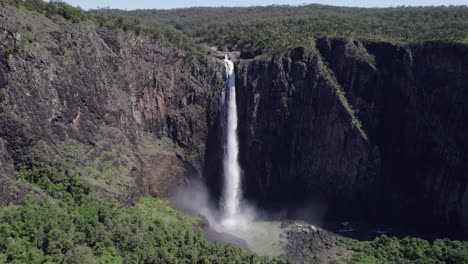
[0, 6, 224, 203]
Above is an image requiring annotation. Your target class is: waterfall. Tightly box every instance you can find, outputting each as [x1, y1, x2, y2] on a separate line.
[220, 55, 242, 224]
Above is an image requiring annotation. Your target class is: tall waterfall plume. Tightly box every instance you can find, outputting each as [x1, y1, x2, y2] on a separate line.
[220, 55, 242, 226]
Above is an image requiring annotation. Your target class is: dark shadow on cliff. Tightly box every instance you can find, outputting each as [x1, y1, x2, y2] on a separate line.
[202, 110, 224, 209]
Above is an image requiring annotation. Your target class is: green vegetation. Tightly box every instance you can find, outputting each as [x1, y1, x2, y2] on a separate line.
[5, 1, 467, 54]
[7, 165, 467, 264]
[5, 0, 89, 23]
[18, 31, 36, 46]
[4, 0, 198, 52]
[1, 165, 286, 263]
[106, 5, 468, 54]
[3, 30, 35, 59]
[3, 46, 17, 59]
[59, 143, 135, 194]
[348, 235, 468, 264]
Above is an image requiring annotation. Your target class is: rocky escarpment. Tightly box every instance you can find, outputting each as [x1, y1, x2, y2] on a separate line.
[0, 6, 224, 203]
[233, 46, 381, 223]
[317, 38, 468, 230]
[0, 4, 466, 235]
[227, 38, 468, 232]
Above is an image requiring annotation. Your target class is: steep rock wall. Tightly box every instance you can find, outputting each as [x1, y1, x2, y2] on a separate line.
[0, 6, 224, 203]
[234, 46, 380, 222]
[317, 38, 468, 229]
[231, 38, 468, 231]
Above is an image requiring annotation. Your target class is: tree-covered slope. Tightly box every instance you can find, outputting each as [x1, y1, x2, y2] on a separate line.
[2, 0, 198, 52]
[3, 164, 467, 264]
[105, 5, 468, 53]
[0, 166, 286, 263]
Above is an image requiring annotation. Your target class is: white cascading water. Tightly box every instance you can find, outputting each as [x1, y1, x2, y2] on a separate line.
[210, 56, 286, 256]
[220, 55, 242, 226]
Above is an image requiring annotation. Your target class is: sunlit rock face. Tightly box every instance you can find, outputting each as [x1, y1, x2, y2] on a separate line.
[0, 6, 225, 204]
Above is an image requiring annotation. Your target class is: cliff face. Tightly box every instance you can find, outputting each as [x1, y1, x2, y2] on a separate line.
[318, 38, 468, 229]
[0, 5, 466, 232]
[232, 38, 468, 230]
[0, 6, 224, 203]
[234, 46, 380, 222]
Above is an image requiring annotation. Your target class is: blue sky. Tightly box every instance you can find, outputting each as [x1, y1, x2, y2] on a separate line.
[58, 0, 468, 10]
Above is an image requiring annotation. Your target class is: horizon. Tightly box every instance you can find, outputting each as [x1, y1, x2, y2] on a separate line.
[53, 0, 468, 11]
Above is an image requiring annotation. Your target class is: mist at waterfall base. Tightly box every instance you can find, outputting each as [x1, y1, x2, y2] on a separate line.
[171, 56, 324, 257]
[171, 56, 278, 255]
[172, 177, 288, 256]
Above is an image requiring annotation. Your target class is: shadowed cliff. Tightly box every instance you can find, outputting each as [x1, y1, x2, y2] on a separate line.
[230, 39, 468, 234]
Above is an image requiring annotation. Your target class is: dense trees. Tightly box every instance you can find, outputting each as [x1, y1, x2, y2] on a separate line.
[4, 165, 467, 263]
[7, 1, 467, 54]
[107, 5, 468, 53]
[1, 166, 286, 263]
[349, 235, 468, 264]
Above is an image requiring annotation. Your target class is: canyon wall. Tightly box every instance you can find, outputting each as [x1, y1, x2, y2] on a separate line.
[0, 5, 466, 232]
[233, 38, 468, 231]
[0, 6, 224, 203]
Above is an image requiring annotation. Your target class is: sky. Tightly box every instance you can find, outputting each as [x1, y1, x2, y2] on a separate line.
[57, 0, 468, 10]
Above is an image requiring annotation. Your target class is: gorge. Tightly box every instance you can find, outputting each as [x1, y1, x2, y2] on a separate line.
[0, 1, 467, 263]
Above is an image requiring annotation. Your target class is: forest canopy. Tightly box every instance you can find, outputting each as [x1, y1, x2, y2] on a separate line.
[6, 1, 467, 54]
[104, 5, 468, 53]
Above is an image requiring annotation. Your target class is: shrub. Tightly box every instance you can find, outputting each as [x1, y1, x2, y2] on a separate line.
[2, 165, 287, 263]
[5, 0, 199, 53]
[350, 235, 468, 264]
